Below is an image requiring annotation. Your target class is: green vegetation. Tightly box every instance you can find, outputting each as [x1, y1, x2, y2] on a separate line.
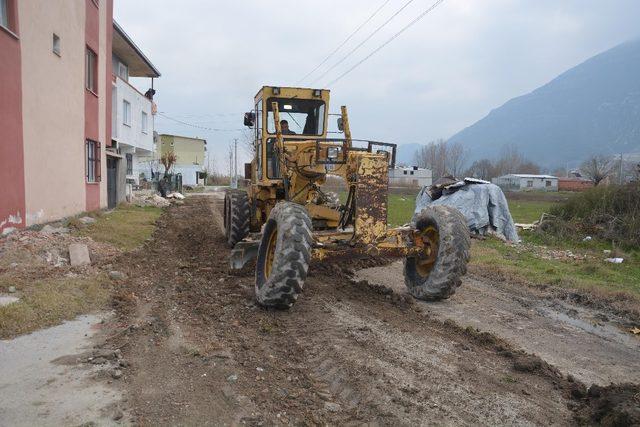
[388, 194, 415, 227]
[471, 237, 640, 298]
[507, 200, 555, 223]
[76, 204, 161, 250]
[548, 183, 640, 248]
[0, 275, 111, 339]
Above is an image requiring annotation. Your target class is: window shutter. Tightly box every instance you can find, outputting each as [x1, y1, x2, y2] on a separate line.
[85, 140, 89, 180]
[96, 141, 102, 182]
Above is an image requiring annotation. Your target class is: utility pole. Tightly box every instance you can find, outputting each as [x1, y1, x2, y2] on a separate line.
[229, 148, 233, 187]
[233, 138, 238, 189]
[619, 153, 624, 185]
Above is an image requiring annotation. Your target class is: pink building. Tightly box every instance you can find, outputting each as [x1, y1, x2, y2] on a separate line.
[0, 0, 159, 235]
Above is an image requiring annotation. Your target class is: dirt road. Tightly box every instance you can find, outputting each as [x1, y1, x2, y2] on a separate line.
[102, 193, 639, 425]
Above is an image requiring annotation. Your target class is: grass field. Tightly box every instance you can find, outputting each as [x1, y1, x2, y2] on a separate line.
[385, 191, 559, 226]
[0, 204, 162, 338]
[77, 204, 161, 250]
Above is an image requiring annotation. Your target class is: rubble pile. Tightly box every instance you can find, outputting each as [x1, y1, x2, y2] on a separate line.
[0, 227, 119, 271]
[508, 242, 593, 262]
[132, 191, 185, 208]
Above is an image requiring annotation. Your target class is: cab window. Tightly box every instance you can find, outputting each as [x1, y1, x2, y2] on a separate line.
[266, 98, 325, 136]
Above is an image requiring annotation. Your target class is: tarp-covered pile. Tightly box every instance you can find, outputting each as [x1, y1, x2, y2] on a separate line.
[414, 177, 519, 242]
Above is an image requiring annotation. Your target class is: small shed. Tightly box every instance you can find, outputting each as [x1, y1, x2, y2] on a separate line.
[492, 174, 558, 192]
[389, 166, 432, 188]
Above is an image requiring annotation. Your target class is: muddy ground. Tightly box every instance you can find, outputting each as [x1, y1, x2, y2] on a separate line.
[94, 193, 640, 425]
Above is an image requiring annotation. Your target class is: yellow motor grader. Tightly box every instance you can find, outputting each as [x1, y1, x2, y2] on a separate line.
[224, 86, 469, 308]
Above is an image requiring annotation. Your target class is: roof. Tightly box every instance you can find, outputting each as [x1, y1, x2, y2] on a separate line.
[112, 21, 161, 78]
[393, 166, 430, 171]
[501, 174, 558, 179]
[159, 134, 207, 144]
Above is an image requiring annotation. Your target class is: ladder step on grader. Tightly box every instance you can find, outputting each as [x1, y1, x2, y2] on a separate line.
[224, 86, 470, 308]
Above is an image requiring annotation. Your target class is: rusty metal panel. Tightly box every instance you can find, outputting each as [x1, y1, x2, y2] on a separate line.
[354, 154, 388, 245]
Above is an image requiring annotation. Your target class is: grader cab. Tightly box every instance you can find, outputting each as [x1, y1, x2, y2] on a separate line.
[224, 86, 469, 308]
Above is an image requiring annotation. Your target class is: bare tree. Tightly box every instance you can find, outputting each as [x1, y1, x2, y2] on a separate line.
[414, 139, 448, 180]
[465, 159, 494, 180]
[581, 154, 612, 186]
[240, 128, 255, 157]
[446, 141, 467, 178]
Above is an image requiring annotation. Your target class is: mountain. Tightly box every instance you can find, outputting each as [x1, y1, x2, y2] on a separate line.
[448, 40, 640, 167]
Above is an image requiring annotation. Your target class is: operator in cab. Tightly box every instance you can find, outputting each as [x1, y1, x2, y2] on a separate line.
[280, 120, 296, 135]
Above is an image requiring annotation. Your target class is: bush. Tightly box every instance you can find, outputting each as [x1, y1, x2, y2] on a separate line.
[548, 183, 640, 247]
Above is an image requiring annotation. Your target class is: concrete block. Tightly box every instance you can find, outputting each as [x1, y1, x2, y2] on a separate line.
[68, 244, 91, 266]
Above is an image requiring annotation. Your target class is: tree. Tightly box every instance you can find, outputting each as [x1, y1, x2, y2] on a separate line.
[446, 141, 467, 178]
[465, 159, 494, 180]
[414, 139, 448, 180]
[160, 151, 178, 179]
[581, 154, 612, 186]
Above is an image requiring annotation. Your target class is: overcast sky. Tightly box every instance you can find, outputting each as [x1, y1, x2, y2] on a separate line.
[115, 0, 640, 172]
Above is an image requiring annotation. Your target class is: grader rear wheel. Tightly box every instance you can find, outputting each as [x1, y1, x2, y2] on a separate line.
[404, 205, 470, 301]
[224, 190, 250, 248]
[255, 202, 313, 309]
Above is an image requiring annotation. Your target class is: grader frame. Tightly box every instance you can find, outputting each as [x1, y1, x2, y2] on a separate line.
[225, 86, 469, 308]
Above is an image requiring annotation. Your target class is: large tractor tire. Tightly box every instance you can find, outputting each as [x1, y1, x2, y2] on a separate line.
[404, 205, 470, 301]
[255, 202, 313, 309]
[224, 190, 250, 248]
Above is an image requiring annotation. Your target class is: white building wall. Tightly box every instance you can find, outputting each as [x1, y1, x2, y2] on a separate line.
[113, 77, 153, 153]
[389, 167, 432, 187]
[174, 164, 204, 186]
[518, 177, 558, 191]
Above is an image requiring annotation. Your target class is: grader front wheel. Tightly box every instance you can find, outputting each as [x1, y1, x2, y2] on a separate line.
[224, 190, 250, 248]
[404, 205, 470, 301]
[255, 202, 313, 309]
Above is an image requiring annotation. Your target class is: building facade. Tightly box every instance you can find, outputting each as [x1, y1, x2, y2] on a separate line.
[0, 0, 158, 235]
[158, 134, 207, 186]
[111, 21, 160, 186]
[492, 174, 559, 192]
[389, 166, 432, 187]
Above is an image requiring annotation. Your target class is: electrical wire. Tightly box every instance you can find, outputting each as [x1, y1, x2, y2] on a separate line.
[297, 0, 392, 84]
[157, 112, 244, 132]
[309, 0, 417, 86]
[326, 0, 446, 87]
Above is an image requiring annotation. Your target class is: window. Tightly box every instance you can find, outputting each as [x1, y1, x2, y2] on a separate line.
[85, 48, 97, 93]
[141, 111, 148, 133]
[123, 100, 131, 126]
[545, 180, 552, 187]
[266, 98, 326, 135]
[86, 140, 101, 182]
[52, 34, 61, 56]
[527, 180, 533, 188]
[410, 171, 414, 175]
[403, 170, 407, 175]
[0, 0, 9, 31]
[126, 153, 133, 175]
[118, 62, 128, 81]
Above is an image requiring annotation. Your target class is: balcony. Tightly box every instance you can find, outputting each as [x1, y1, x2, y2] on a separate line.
[112, 75, 154, 154]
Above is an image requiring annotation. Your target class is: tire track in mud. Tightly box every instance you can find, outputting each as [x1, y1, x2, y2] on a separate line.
[104, 193, 639, 425]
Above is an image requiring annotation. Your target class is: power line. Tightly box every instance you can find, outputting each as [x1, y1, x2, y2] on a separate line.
[310, 0, 417, 86]
[326, 0, 446, 87]
[157, 112, 244, 132]
[297, 0, 392, 84]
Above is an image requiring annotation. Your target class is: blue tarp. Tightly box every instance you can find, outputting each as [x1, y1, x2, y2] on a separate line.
[414, 179, 519, 242]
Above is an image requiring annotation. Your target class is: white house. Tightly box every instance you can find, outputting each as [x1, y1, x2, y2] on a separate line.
[111, 21, 160, 185]
[389, 166, 432, 187]
[492, 174, 558, 191]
